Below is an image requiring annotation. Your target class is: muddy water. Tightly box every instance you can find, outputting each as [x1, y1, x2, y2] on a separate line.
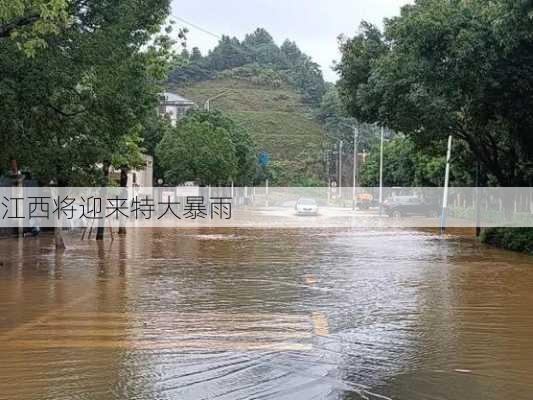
[0, 229, 532, 400]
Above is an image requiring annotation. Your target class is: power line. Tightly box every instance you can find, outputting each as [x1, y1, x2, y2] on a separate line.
[171, 16, 223, 41]
[171, 14, 283, 60]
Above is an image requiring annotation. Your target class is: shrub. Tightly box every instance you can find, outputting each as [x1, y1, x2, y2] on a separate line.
[481, 228, 533, 254]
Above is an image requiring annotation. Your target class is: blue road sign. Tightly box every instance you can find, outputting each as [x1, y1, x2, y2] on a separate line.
[258, 151, 271, 168]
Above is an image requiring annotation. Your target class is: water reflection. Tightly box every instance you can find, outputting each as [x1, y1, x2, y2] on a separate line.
[0, 228, 532, 399]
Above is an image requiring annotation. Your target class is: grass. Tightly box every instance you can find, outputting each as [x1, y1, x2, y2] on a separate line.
[174, 77, 326, 165]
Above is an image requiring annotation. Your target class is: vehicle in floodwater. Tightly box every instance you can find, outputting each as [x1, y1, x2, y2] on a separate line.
[295, 198, 319, 216]
[383, 195, 440, 218]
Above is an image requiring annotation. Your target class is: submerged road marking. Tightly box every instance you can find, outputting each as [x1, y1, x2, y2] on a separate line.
[311, 312, 330, 337]
[0, 291, 94, 342]
[5, 339, 312, 351]
[2, 311, 317, 352]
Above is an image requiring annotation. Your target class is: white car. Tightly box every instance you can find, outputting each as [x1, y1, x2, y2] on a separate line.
[295, 198, 319, 216]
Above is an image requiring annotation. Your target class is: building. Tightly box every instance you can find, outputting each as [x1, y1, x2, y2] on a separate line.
[159, 92, 195, 126]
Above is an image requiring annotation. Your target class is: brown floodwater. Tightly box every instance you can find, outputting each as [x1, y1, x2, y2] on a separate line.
[0, 228, 532, 400]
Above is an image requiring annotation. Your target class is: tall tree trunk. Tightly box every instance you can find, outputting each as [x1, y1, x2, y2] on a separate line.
[10, 159, 18, 176]
[55, 227, 66, 249]
[118, 166, 128, 235]
[54, 177, 66, 250]
[10, 159, 23, 238]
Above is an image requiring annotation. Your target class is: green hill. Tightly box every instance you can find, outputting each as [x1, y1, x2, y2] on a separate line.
[173, 76, 326, 185]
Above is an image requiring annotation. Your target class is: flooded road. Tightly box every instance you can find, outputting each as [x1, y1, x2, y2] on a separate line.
[0, 228, 532, 400]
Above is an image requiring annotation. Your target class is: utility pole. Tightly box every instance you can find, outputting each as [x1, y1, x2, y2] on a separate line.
[204, 90, 233, 198]
[379, 126, 385, 215]
[337, 121, 358, 209]
[265, 179, 269, 208]
[440, 135, 453, 234]
[475, 162, 481, 237]
[352, 125, 359, 210]
[326, 149, 331, 204]
[338, 140, 343, 199]
[96, 161, 111, 241]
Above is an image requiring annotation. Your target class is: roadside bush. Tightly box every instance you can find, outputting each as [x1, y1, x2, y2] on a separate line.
[481, 228, 533, 255]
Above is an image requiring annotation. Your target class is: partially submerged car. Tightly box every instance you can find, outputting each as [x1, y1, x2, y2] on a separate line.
[356, 192, 376, 210]
[295, 198, 319, 216]
[383, 195, 439, 218]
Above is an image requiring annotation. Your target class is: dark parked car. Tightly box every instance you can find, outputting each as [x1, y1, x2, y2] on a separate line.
[383, 196, 440, 218]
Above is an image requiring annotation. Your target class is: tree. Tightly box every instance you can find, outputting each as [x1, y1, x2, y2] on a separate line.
[359, 133, 476, 188]
[317, 85, 350, 133]
[0, 0, 181, 186]
[207, 35, 250, 71]
[180, 48, 190, 60]
[315, 85, 380, 153]
[359, 136, 442, 187]
[280, 40, 302, 66]
[336, 1, 533, 186]
[156, 110, 256, 185]
[188, 111, 257, 186]
[0, 0, 70, 56]
[243, 28, 274, 48]
[284, 55, 326, 105]
[190, 46, 203, 62]
[253, 42, 284, 66]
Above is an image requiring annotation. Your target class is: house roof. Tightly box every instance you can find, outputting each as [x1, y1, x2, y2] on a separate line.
[161, 92, 194, 105]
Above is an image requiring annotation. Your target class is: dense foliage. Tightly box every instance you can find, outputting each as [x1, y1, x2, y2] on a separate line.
[358, 132, 478, 187]
[0, 0, 181, 185]
[481, 228, 533, 254]
[0, 0, 70, 56]
[359, 136, 444, 187]
[336, 0, 533, 186]
[156, 111, 256, 186]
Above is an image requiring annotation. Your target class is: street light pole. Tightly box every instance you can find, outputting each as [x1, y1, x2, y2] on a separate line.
[475, 162, 481, 237]
[352, 125, 358, 210]
[204, 90, 232, 112]
[204, 90, 233, 191]
[379, 126, 385, 215]
[338, 140, 343, 199]
[337, 121, 358, 207]
[440, 135, 453, 234]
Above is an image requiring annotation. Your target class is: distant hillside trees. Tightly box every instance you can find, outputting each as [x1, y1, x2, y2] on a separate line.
[169, 28, 326, 106]
[280, 40, 303, 65]
[207, 35, 251, 71]
[243, 28, 275, 48]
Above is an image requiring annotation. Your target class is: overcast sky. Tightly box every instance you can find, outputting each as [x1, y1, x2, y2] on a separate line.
[170, 0, 412, 82]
